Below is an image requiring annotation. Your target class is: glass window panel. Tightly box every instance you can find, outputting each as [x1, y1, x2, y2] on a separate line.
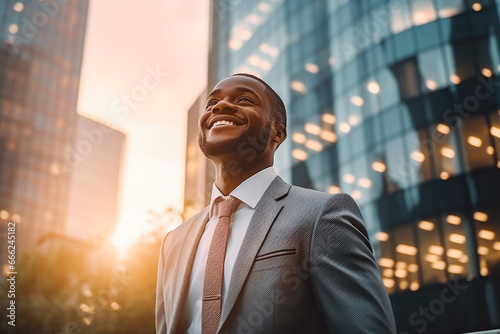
[418, 47, 447, 92]
[376, 228, 396, 294]
[436, 0, 464, 18]
[460, 115, 495, 171]
[415, 21, 441, 50]
[394, 30, 417, 61]
[410, 0, 438, 26]
[489, 35, 500, 75]
[432, 122, 463, 179]
[351, 124, 367, 157]
[394, 224, 419, 293]
[385, 136, 411, 191]
[339, 161, 355, 194]
[442, 44, 459, 85]
[367, 143, 385, 199]
[490, 111, 500, 166]
[442, 213, 472, 279]
[364, 77, 382, 116]
[474, 208, 500, 276]
[378, 68, 400, 109]
[404, 129, 433, 185]
[452, 40, 477, 80]
[391, 0, 413, 34]
[381, 106, 403, 140]
[346, 86, 365, 128]
[392, 58, 421, 98]
[351, 154, 371, 205]
[418, 218, 448, 284]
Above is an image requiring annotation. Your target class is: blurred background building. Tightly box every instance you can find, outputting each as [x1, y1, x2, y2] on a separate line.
[183, 90, 213, 220]
[65, 115, 125, 243]
[183, 0, 500, 332]
[0, 0, 90, 250]
[0, 0, 125, 250]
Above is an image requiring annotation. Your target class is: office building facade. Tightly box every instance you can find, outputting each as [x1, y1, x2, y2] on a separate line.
[0, 0, 89, 248]
[207, 0, 500, 332]
[65, 115, 125, 243]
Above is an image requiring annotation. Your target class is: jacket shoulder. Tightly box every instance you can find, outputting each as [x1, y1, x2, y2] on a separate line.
[161, 206, 209, 249]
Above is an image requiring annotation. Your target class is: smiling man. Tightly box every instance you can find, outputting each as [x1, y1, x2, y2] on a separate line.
[156, 74, 396, 334]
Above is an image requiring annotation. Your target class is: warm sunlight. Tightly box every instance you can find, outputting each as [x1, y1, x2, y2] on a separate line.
[111, 225, 140, 249]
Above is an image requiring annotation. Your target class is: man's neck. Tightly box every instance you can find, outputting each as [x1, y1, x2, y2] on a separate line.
[214, 162, 273, 196]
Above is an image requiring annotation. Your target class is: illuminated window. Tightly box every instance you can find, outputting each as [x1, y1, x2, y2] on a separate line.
[418, 220, 435, 231]
[411, 0, 437, 26]
[291, 80, 306, 93]
[319, 130, 336, 143]
[367, 81, 381, 94]
[305, 63, 319, 74]
[304, 123, 321, 136]
[436, 0, 463, 18]
[292, 149, 307, 161]
[328, 185, 340, 194]
[246, 14, 262, 25]
[372, 161, 386, 173]
[321, 113, 335, 125]
[350, 96, 364, 107]
[257, 2, 271, 12]
[450, 74, 461, 84]
[292, 132, 306, 144]
[376, 232, 389, 242]
[13, 2, 24, 12]
[474, 211, 488, 222]
[8, 24, 18, 34]
[228, 39, 242, 50]
[304, 139, 323, 152]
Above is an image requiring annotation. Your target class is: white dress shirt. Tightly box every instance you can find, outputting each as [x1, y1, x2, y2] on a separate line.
[183, 166, 277, 333]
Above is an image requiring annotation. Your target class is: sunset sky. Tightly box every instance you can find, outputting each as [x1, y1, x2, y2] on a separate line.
[77, 0, 209, 246]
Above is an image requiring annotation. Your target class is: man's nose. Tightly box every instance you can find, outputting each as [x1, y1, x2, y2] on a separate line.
[212, 99, 236, 114]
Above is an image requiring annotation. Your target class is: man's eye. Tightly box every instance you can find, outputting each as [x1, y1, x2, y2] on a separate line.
[205, 100, 218, 109]
[238, 96, 252, 103]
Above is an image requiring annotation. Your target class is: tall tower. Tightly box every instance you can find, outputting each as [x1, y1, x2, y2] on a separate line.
[0, 0, 89, 247]
[206, 0, 500, 332]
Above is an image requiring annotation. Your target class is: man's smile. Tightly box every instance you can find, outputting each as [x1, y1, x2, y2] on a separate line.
[207, 115, 245, 129]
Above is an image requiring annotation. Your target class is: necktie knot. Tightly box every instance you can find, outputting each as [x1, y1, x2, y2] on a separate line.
[216, 195, 241, 218]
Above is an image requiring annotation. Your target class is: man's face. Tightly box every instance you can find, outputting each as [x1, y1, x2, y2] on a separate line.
[198, 75, 273, 159]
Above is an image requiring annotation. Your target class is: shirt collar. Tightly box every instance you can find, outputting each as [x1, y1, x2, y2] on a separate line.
[209, 166, 277, 218]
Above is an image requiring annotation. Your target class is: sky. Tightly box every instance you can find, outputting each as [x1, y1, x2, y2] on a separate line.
[77, 0, 209, 246]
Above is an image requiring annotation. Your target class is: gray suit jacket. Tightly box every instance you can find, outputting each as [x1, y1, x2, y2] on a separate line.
[156, 176, 396, 333]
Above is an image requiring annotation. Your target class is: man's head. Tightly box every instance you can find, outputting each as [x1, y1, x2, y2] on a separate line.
[198, 74, 287, 164]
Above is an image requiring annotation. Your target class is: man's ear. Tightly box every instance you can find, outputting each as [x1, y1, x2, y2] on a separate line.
[272, 121, 287, 148]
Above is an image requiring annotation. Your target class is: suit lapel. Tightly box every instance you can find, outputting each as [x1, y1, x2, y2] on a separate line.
[218, 176, 291, 331]
[169, 207, 209, 334]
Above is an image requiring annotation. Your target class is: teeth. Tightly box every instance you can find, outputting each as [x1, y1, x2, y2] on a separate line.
[212, 120, 235, 127]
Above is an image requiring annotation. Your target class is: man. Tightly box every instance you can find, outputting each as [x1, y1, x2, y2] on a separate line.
[156, 74, 396, 333]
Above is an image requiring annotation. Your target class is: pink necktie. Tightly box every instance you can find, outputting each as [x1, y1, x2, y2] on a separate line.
[202, 195, 241, 334]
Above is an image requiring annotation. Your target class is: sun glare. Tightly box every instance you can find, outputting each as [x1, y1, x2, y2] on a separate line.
[111, 227, 139, 249]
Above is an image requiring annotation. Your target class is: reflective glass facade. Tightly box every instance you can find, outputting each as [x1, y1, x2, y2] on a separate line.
[208, 0, 500, 332]
[0, 0, 89, 247]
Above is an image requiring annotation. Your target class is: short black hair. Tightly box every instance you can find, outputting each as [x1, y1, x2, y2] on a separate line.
[231, 73, 287, 128]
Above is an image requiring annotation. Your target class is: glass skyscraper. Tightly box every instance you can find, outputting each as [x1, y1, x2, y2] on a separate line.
[206, 0, 500, 332]
[0, 0, 89, 248]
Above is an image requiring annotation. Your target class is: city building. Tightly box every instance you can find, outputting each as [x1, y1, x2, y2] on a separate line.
[64, 115, 125, 243]
[0, 0, 89, 248]
[202, 0, 500, 332]
[183, 90, 215, 220]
